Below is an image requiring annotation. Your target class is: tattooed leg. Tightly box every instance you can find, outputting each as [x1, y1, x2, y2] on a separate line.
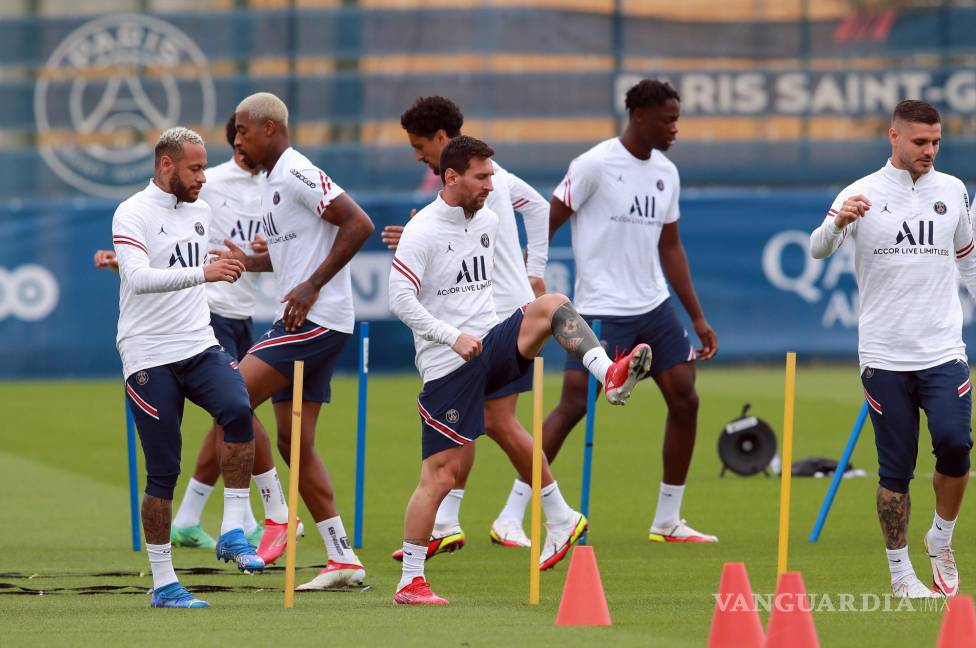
[517, 293, 601, 360]
[877, 486, 910, 549]
[142, 495, 172, 544]
[220, 440, 254, 489]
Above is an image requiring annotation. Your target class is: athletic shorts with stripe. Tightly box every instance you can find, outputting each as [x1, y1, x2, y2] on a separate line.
[248, 319, 350, 404]
[418, 309, 532, 459]
[210, 312, 254, 362]
[125, 346, 253, 500]
[862, 359, 973, 493]
[564, 298, 695, 376]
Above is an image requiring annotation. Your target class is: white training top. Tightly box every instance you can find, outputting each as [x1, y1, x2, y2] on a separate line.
[810, 160, 976, 371]
[488, 159, 549, 317]
[389, 193, 500, 383]
[200, 158, 264, 320]
[553, 138, 680, 316]
[112, 180, 219, 379]
[261, 147, 354, 334]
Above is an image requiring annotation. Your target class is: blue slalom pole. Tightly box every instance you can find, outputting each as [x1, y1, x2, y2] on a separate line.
[579, 319, 601, 545]
[353, 322, 369, 549]
[125, 398, 141, 552]
[808, 400, 869, 543]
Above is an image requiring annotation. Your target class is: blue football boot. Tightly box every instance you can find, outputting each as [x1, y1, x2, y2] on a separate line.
[215, 528, 265, 573]
[150, 582, 209, 608]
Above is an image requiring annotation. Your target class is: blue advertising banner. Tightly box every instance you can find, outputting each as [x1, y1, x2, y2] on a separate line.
[3, 189, 976, 378]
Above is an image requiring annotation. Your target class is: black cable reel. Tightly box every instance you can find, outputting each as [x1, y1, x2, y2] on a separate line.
[718, 403, 778, 477]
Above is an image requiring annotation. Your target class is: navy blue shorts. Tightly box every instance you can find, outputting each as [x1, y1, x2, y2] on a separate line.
[486, 358, 534, 401]
[564, 298, 695, 376]
[418, 309, 531, 459]
[248, 319, 350, 404]
[862, 360, 973, 493]
[125, 346, 253, 500]
[210, 312, 254, 362]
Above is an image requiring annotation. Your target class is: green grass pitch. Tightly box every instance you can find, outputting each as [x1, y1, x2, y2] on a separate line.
[0, 366, 959, 646]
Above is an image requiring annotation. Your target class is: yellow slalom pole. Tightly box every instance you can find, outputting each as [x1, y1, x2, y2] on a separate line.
[777, 352, 796, 577]
[284, 360, 304, 609]
[529, 358, 544, 605]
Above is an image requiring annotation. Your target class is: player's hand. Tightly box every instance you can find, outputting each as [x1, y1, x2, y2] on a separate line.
[204, 258, 245, 284]
[693, 317, 718, 361]
[250, 234, 268, 255]
[834, 194, 871, 228]
[94, 250, 119, 271]
[281, 280, 320, 331]
[452, 333, 483, 361]
[209, 238, 248, 265]
[528, 276, 547, 298]
[380, 210, 416, 250]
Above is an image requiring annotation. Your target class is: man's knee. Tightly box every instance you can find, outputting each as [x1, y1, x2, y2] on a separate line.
[146, 470, 179, 500]
[422, 455, 462, 497]
[935, 439, 972, 478]
[668, 387, 699, 419]
[219, 400, 254, 443]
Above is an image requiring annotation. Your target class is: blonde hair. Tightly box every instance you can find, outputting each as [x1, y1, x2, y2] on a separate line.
[236, 92, 289, 126]
[154, 127, 204, 167]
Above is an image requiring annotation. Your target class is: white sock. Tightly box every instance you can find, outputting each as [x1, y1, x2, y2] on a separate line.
[253, 468, 288, 524]
[582, 346, 613, 384]
[147, 542, 178, 590]
[398, 542, 427, 590]
[541, 481, 574, 526]
[220, 487, 249, 535]
[243, 493, 260, 535]
[172, 478, 213, 529]
[929, 512, 956, 549]
[652, 482, 685, 529]
[316, 516, 357, 563]
[433, 489, 464, 530]
[498, 479, 531, 522]
[886, 546, 914, 582]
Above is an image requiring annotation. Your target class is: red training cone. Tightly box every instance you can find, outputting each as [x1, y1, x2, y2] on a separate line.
[555, 545, 612, 626]
[708, 562, 764, 648]
[936, 595, 976, 648]
[765, 572, 820, 648]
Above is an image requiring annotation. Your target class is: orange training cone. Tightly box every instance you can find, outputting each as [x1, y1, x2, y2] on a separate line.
[765, 572, 819, 648]
[708, 562, 764, 648]
[555, 545, 612, 626]
[936, 595, 976, 648]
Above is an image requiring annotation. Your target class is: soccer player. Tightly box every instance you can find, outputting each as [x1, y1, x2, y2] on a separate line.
[213, 92, 375, 590]
[810, 99, 974, 599]
[544, 79, 719, 544]
[382, 96, 552, 555]
[389, 135, 651, 604]
[95, 115, 294, 551]
[113, 127, 263, 608]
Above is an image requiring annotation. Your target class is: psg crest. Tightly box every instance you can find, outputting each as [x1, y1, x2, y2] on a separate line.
[135, 371, 149, 385]
[481, 234, 490, 248]
[273, 191, 280, 205]
[446, 409, 460, 423]
[194, 222, 204, 235]
[657, 179, 665, 191]
[933, 201, 947, 215]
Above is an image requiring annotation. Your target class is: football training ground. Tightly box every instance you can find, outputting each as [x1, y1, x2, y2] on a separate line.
[0, 366, 954, 646]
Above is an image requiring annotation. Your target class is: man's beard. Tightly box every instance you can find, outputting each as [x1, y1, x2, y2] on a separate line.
[170, 174, 198, 203]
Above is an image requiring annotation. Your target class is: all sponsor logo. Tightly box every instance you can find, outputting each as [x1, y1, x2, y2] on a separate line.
[169, 242, 202, 267]
[33, 15, 216, 198]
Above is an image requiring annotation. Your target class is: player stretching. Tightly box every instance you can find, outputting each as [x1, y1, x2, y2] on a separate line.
[383, 96, 553, 556]
[213, 92, 375, 590]
[389, 136, 651, 604]
[810, 100, 974, 599]
[545, 79, 719, 544]
[113, 127, 263, 608]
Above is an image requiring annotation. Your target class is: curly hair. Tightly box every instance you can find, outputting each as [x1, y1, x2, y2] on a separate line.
[224, 113, 237, 148]
[439, 135, 494, 182]
[400, 96, 464, 139]
[624, 79, 680, 115]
